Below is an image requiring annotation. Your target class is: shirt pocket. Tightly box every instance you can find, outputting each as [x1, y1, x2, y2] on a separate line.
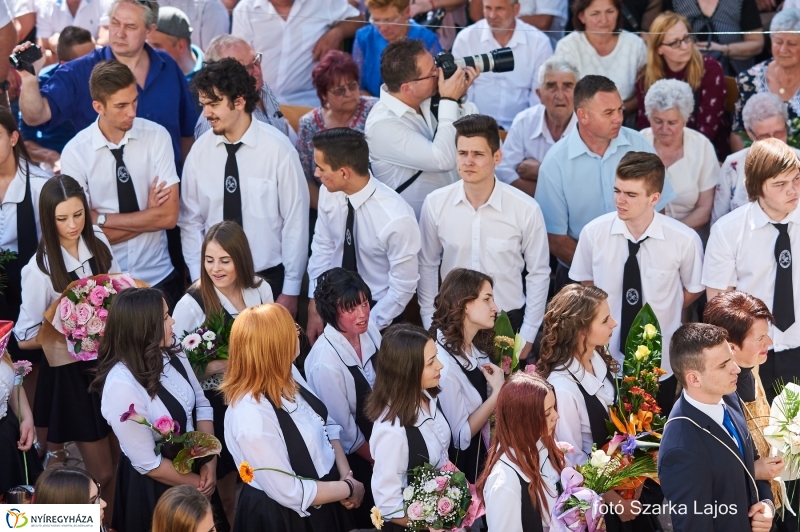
[246, 177, 277, 219]
[644, 267, 678, 299]
[484, 236, 518, 275]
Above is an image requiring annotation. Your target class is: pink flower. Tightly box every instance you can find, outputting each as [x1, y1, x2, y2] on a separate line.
[436, 497, 454, 516]
[111, 277, 132, 293]
[88, 286, 109, 306]
[80, 337, 97, 353]
[153, 415, 176, 436]
[434, 476, 448, 491]
[406, 501, 424, 520]
[86, 316, 104, 336]
[120, 404, 146, 424]
[440, 461, 458, 473]
[96, 308, 108, 320]
[556, 441, 575, 454]
[524, 364, 539, 375]
[71, 327, 87, 340]
[12, 360, 32, 377]
[75, 302, 94, 325]
[501, 356, 511, 374]
[59, 298, 76, 320]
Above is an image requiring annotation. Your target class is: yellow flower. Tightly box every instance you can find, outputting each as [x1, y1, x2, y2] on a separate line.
[642, 324, 657, 341]
[239, 461, 255, 483]
[371, 507, 384, 530]
[494, 335, 514, 349]
[634, 345, 650, 361]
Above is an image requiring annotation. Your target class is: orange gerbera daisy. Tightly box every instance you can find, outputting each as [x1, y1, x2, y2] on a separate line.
[239, 461, 255, 483]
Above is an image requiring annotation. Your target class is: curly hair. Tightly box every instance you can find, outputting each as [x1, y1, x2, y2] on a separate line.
[191, 57, 259, 114]
[536, 285, 619, 379]
[430, 268, 496, 362]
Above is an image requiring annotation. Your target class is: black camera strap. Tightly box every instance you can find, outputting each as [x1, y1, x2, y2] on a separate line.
[395, 170, 423, 194]
[395, 96, 442, 195]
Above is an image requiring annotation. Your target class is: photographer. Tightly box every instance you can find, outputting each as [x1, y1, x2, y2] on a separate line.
[364, 37, 479, 219]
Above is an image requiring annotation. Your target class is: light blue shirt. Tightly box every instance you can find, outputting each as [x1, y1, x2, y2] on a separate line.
[535, 126, 676, 243]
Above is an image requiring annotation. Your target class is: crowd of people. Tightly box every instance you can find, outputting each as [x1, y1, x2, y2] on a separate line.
[0, 0, 797, 530]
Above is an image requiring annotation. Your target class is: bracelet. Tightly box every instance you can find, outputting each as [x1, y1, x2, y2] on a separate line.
[343, 479, 354, 498]
[439, 96, 459, 103]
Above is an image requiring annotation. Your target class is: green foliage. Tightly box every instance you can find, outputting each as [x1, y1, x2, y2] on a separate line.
[172, 431, 223, 474]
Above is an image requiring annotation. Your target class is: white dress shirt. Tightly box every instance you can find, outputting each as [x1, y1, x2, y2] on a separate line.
[13, 0, 34, 18]
[304, 323, 380, 454]
[452, 19, 553, 129]
[370, 392, 452, 517]
[100, 353, 212, 473]
[483, 444, 560, 532]
[418, 179, 550, 343]
[547, 352, 615, 467]
[365, 86, 479, 219]
[0, 160, 50, 253]
[704, 201, 800, 352]
[35, 0, 110, 39]
[569, 212, 705, 375]
[518, 0, 568, 45]
[495, 104, 577, 185]
[160, 0, 229, 50]
[308, 176, 420, 329]
[0, 359, 14, 421]
[179, 118, 309, 295]
[61, 117, 179, 286]
[435, 331, 491, 450]
[0, 0, 14, 25]
[225, 365, 342, 517]
[232, 0, 359, 106]
[14, 229, 120, 342]
[681, 391, 738, 446]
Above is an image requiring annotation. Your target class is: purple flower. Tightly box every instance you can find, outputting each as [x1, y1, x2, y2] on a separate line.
[621, 435, 637, 456]
[120, 404, 146, 424]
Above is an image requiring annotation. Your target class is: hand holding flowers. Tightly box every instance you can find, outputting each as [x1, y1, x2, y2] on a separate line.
[180, 310, 232, 377]
[11, 358, 34, 484]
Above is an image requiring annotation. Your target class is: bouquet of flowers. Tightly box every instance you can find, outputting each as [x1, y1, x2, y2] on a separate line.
[120, 404, 221, 474]
[493, 311, 524, 375]
[764, 380, 800, 481]
[179, 310, 232, 376]
[50, 274, 136, 361]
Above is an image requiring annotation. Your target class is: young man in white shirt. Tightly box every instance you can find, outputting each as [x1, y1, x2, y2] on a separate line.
[704, 138, 800, 404]
[452, 0, 553, 130]
[60, 60, 181, 306]
[306, 127, 421, 341]
[179, 58, 309, 318]
[365, 37, 480, 219]
[569, 151, 704, 414]
[35, 0, 111, 57]
[418, 114, 550, 362]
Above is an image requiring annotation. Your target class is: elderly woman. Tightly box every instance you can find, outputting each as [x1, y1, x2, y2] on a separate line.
[295, 50, 377, 209]
[733, 9, 800, 152]
[553, 0, 646, 115]
[640, 79, 718, 235]
[713, 92, 800, 224]
[635, 11, 730, 159]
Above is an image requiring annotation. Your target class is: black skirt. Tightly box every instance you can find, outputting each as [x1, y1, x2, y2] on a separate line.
[0, 409, 43, 494]
[205, 388, 236, 479]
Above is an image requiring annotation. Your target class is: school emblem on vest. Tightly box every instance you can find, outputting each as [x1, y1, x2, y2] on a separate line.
[780, 249, 792, 269]
[626, 288, 639, 306]
[346, 229, 352, 245]
[117, 166, 131, 183]
[225, 175, 238, 194]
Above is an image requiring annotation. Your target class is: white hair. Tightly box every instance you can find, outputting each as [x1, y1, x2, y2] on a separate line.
[537, 57, 579, 86]
[109, 0, 158, 27]
[205, 35, 250, 62]
[771, 8, 800, 32]
[643, 79, 694, 122]
[742, 92, 789, 131]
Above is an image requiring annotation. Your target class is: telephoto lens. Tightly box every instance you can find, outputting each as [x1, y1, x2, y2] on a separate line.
[434, 48, 515, 79]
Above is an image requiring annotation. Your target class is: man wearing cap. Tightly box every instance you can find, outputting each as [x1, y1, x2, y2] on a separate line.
[148, 6, 203, 83]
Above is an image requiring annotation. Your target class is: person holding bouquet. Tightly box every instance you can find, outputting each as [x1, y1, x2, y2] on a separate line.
[367, 324, 454, 531]
[303, 267, 380, 529]
[92, 288, 226, 532]
[430, 268, 506, 483]
[13, 175, 119, 518]
[172, 220, 273, 527]
[221, 303, 364, 532]
[477, 372, 564, 532]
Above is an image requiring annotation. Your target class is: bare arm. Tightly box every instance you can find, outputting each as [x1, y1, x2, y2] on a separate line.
[312, 17, 364, 61]
[677, 189, 714, 230]
[510, 178, 536, 196]
[18, 338, 40, 349]
[548, 233, 577, 266]
[13, 13, 35, 43]
[23, 140, 61, 172]
[146, 459, 202, 487]
[468, 0, 483, 22]
[93, 183, 179, 233]
[683, 289, 703, 308]
[705, 32, 764, 61]
[730, 132, 745, 152]
[18, 48, 51, 127]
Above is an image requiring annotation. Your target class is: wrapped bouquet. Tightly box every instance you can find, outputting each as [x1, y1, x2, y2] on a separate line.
[493, 310, 524, 375]
[179, 310, 232, 376]
[764, 381, 800, 480]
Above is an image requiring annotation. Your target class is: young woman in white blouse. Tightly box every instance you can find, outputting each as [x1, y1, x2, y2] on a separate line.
[14, 176, 119, 514]
[430, 268, 505, 483]
[477, 372, 564, 532]
[221, 303, 365, 532]
[366, 324, 453, 531]
[304, 267, 380, 529]
[92, 288, 224, 532]
[172, 221, 273, 526]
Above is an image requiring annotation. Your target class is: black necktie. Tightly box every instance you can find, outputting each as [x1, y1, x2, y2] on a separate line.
[223, 143, 244, 226]
[110, 146, 139, 213]
[620, 237, 648, 353]
[342, 198, 357, 273]
[773, 223, 795, 331]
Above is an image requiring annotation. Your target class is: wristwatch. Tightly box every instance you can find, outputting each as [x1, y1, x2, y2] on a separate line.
[97, 213, 107, 228]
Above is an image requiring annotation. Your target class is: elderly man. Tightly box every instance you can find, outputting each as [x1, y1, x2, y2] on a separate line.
[159, 0, 228, 50]
[495, 57, 577, 196]
[452, 0, 552, 129]
[194, 34, 292, 139]
[147, 6, 203, 82]
[232, 0, 362, 106]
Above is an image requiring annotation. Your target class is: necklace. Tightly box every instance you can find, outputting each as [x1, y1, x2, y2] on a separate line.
[780, 87, 786, 95]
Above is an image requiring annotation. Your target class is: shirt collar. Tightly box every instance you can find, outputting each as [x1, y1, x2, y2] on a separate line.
[215, 115, 259, 148]
[212, 282, 263, 317]
[322, 323, 377, 367]
[749, 199, 800, 229]
[452, 178, 503, 212]
[564, 352, 608, 396]
[477, 18, 525, 47]
[90, 117, 139, 151]
[567, 126, 632, 160]
[609, 212, 665, 241]
[379, 85, 415, 118]
[346, 175, 378, 210]
[61, 236, 93, 273]
[682, 390, 726, 427]
[415, 391, 442, 427]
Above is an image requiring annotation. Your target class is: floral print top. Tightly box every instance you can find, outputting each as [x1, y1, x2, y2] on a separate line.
[733, 58, 800, 134]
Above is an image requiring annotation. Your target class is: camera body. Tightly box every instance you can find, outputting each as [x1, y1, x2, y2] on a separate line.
[433, 47, 515, 79]
[9, 45, 42, 76]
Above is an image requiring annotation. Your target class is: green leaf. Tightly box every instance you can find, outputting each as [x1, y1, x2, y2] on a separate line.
[494, 310, 515, 338]
[172, 431, 222, 474]
[623, 303, 663, 372]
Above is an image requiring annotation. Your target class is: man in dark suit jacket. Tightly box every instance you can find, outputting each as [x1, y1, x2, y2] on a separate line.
[659, 323, 774, 532]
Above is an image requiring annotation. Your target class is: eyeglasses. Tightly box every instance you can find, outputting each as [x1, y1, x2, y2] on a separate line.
[245, 53, 262, 73]
[89, 482, 102, 505]
[662, 35, 695, 49]
[408, 69, 438, 83]
[329, 81, 359, 97]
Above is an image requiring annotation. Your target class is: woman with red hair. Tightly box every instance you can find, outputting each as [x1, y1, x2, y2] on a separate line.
[477, 372, 564, 532]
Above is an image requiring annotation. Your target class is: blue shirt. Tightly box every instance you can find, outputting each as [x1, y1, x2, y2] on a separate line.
[19, 64, 76, 153]
[535, 126, 676, 242]
[353, 21, 442, 97]
[185, 44, 204, 84]
[39, 43, 198, 164]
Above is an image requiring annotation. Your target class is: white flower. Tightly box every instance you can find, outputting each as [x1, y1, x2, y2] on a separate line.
[446, 487, 461, 499]
[182, 333, 202, 351]
[206, 341, 214, 350]
[589, 449, 611, 469]
[202, 330, 216, 341]
[423, 479, 438, 493]
[85, 279, 96, 290]
[403, 486, 415, 501]
[791, 434, 800, 455]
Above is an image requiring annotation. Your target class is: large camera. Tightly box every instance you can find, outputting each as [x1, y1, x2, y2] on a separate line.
[434, 48, 515, 79]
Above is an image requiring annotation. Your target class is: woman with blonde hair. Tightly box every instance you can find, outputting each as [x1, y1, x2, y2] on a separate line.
[221, 303, 364, 532]
[152, 485, 215, 532]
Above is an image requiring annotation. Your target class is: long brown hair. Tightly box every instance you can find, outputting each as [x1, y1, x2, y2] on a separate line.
[33, 467, 96, 504]
[197, 221, 261, 319]
[151, 485, 212, 532]
[365, 324, 438, 427]
[36, 176, 114, 292]
[536, 285, 619, 378]
[430, 268, 496, 362]
[477, 373, 565, 513]
[641, 12, 704, 94]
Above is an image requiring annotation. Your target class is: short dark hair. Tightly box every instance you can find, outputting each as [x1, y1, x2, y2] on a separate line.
[703, 291, 774, 347]
[89, 60, 136, 104]
[313, 268, 373, 332]
[454, 114, 501, 154]
[311, 128, 370, 176]
[573, 75, 618, 112]
[381, 38, 428, 93]
[670, 323, 729, 388]
[191, 58, 259, 114]
[616, 151, 665, 195]
[57, 26, 93, 62]
[571, 0, 623, 31]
